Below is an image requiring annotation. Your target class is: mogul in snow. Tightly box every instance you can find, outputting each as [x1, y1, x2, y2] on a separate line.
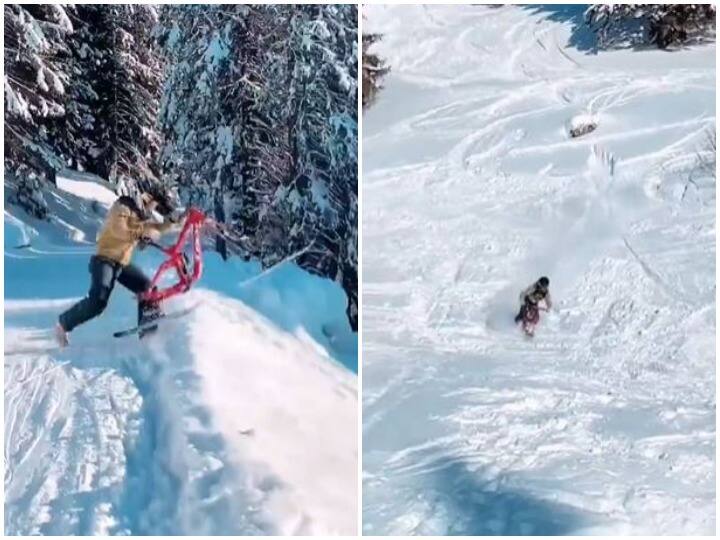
[55, 187, 179, 346]
[514, 276, 552, 337]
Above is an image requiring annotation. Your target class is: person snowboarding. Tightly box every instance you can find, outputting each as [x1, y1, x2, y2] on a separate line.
[514, 276, 552, 337]
[55, 186, 179, 347]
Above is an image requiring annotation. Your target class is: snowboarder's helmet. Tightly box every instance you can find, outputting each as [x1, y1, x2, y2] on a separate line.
[538, 276, 549, 288]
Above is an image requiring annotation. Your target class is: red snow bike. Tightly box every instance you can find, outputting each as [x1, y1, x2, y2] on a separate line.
[518, 303, 548, 337]
[114, 208, 208, 338]
[142, 207, 207, 303]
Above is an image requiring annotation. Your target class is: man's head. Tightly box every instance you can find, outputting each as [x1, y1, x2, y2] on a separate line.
[139, 184, 174, 217]
[538, 276, 550, 289]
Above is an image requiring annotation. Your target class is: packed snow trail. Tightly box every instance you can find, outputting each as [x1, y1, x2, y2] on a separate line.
[363, 5, 714, 535]
[5, 172, 358, 535]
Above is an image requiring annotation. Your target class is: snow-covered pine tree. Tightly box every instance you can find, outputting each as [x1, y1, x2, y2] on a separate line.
[221, 5, 295, 261]
[89, 5, 163, 187]
[287, 4, 358, 329]
[157, 5, 258, 257]
[5, 4, 164, 219]
[42, 5, 111, 176]
[48, 5, 108, 176]
[4, 4, 73, 218]
[585, 4, 716, 49]
[158, 5, 358, 329]
[156, 5, 210, 205]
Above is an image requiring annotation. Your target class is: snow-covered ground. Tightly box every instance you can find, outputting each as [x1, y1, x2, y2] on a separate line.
[363, 5, 715, 535]
[4, 172, 358, 535]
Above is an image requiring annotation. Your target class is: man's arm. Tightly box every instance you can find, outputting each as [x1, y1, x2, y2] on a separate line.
[140, 208, 188, 240]
[142, 219, 177, 238]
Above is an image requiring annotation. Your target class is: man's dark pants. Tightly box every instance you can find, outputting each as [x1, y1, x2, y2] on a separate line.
[515, 301, 539, 325]
[59, 255, 151, 332]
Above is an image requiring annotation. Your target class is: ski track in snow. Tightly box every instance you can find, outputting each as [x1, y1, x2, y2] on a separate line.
[4, 301, 263, 535]
[5, 173, 357, 535]
[363, 5, 715, 536]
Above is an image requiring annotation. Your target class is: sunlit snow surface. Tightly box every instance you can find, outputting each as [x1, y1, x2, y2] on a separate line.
[5, 171, 357, 535]
[363, 5, 714, 535]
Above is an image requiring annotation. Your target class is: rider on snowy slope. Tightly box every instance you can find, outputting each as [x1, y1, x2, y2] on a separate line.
[55, 185, 180, 346]
[515, 276, 552, 334]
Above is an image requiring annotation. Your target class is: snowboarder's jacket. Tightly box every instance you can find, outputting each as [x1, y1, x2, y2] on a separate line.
[96, 196, 174, 266]
[519, 281, 552, 309]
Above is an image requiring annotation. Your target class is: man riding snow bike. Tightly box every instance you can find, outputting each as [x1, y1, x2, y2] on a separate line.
[55, 185, 183, 346]
[515, 276, 552, 337]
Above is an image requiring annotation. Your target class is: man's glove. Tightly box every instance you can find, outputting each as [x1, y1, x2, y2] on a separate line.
[138, 227, 160, 248]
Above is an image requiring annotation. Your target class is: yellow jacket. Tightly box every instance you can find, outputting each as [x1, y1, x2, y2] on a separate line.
[96, 198, 174, 266]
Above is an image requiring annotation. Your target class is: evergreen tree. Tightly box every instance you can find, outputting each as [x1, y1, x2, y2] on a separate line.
[4, 4, 73, 218]
[91, 5, 163, 187]
[158, 5, 358, 328]
[586, 4, 716, 49]
[288, 5, 358, 328]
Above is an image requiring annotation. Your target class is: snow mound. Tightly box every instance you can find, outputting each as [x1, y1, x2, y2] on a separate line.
[184, 290, 357, 534]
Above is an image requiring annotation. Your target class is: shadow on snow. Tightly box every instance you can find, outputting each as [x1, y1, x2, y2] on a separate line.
[520, 4, 599, 54]
[429, 456, 592, 535]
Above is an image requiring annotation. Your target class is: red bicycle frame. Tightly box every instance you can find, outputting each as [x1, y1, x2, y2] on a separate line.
[141, 208, 206, 303]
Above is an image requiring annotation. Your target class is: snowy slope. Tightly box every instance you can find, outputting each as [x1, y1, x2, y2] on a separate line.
[4, 172, 357, 535]
[362, 5, 714, 536]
